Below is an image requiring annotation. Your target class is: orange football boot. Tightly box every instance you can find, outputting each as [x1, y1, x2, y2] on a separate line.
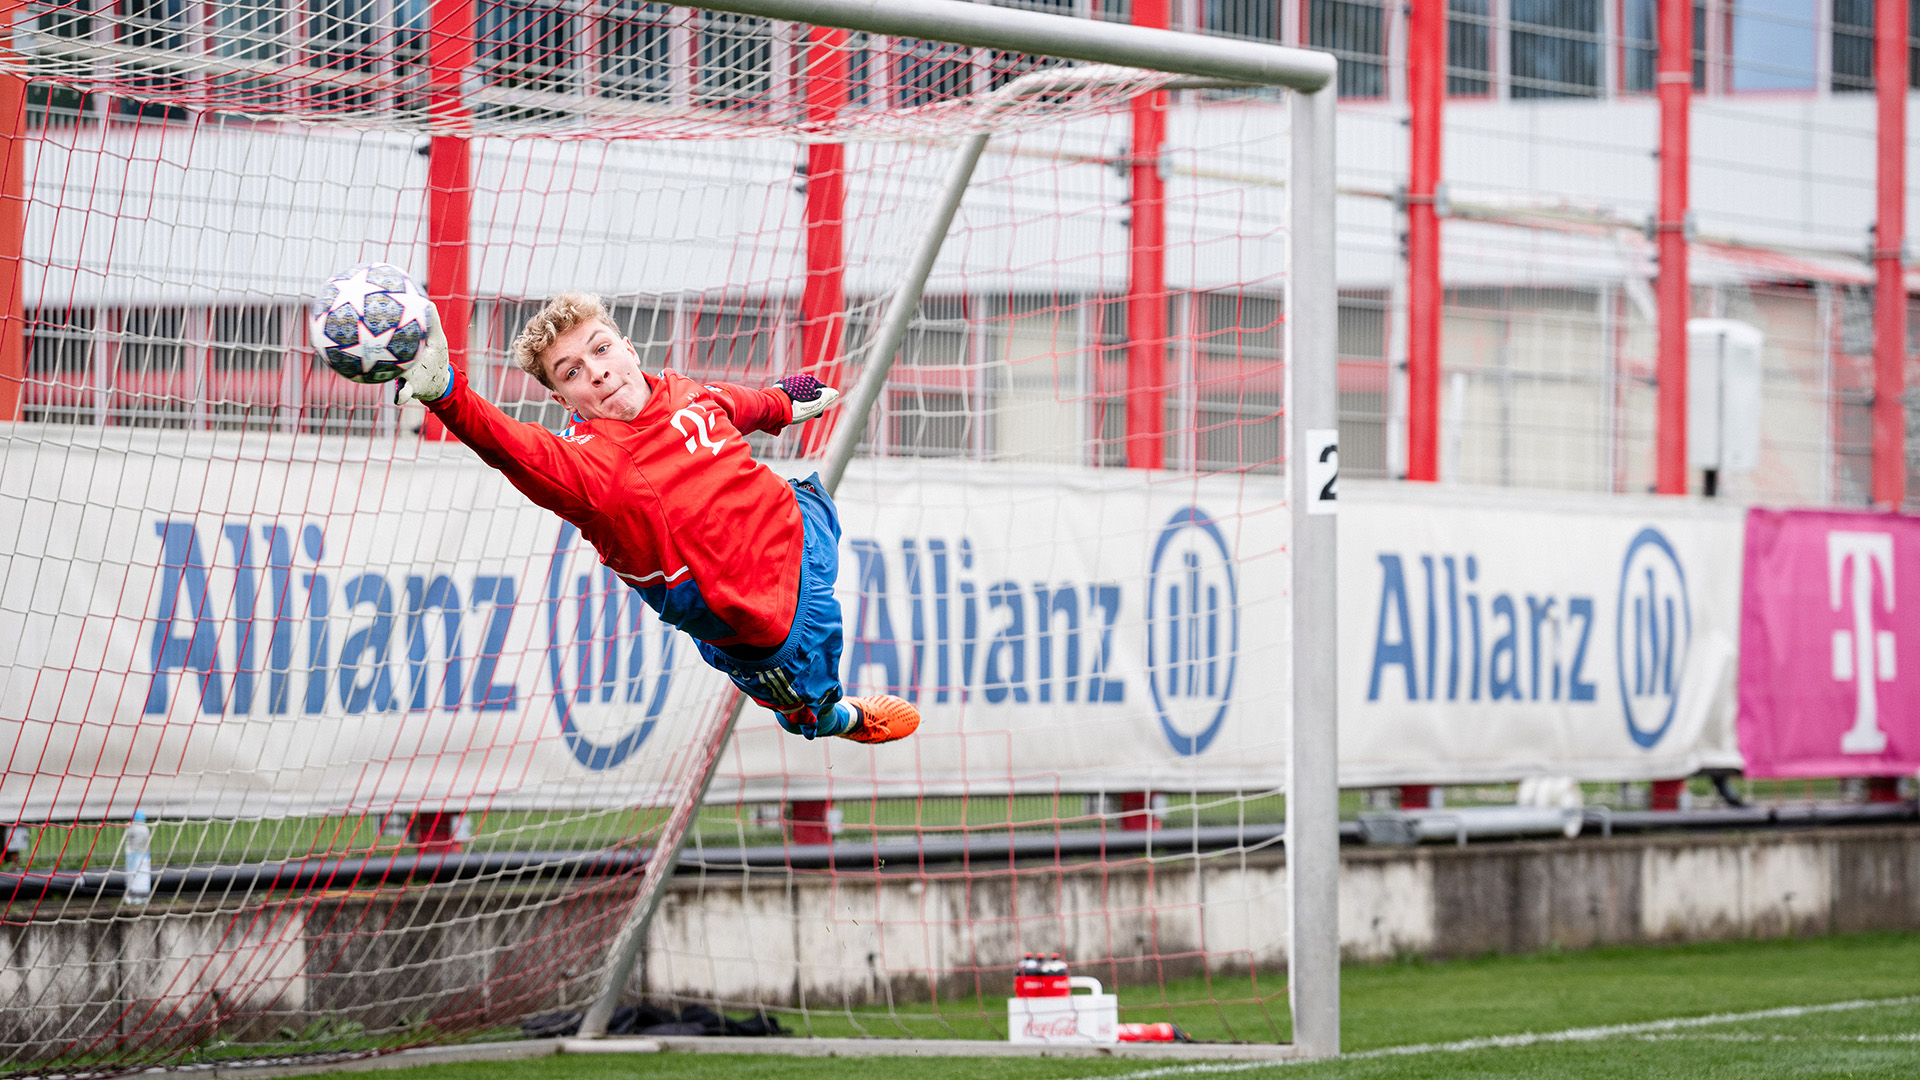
[836, 695, 920, 744]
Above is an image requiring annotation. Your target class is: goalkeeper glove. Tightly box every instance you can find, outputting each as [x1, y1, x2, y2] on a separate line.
[394, 304, 453, 405]
[778, 373, 840, 425]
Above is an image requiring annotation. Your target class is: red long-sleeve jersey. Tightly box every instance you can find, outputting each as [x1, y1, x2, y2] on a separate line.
[425, 367, 803, 648]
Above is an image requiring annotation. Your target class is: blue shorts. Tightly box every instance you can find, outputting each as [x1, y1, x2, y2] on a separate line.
[696, 474, 844, 729]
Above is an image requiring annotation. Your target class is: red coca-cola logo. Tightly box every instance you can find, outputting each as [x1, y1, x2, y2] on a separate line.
[1014, 976, 1071, 998]
[1023, 1016, 1083, 1038]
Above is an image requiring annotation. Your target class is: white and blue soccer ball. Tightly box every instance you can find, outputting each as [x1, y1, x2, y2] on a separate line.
[309, 263, 436, 384]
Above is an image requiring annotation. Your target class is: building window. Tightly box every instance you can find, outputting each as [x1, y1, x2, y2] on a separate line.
[28, 308, 94, 375]
[30, 2, 97, 125]
[1510, 0, 1603, 98]
[608, 304, 674, 367]
[305, 0, 381, 112]
[211, 307, 283, 369]
[1194, 292, 1283, 474]
[116, 0, 191, 119]
[600, 2, 672, 103]
[1205, 0, 1280, 41]
[1337, 293, 1388, 479]
[1831, 0, 1919, 90]
[1728, 0, 1815, 89]
[894, 38, 972, 107]
[215, 0, 282, 63]
[689, 308, 774, 376]
[696, 12, 773, 110]
[845, 33, 876, 107]
[1623, 0, 1656, 91]
[889, 390, 975, 457]
[1309, 0, 1387, 98]
[480, 0, 576, 96]
[1449, 0, 1494, 94]
[120, 308, 185, 373]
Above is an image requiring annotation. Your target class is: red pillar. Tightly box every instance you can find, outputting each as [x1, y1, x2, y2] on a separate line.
[408, 811, 466, 854]
[786, 800, 834, 845]
[0, 4, 26, 423]
[1125, 0, 1169, 470]
[1873, 0, 1908, 508]
[1117, 791, 1158, 831]
[1651, 0, 1695, 792]
[1396, 784, 1434, 810]
[800, 28, 850, 457]
[1648, 778, 1686, 811]
[1655, 0, 1692, 495]
[425, 0, 474, 441]
[1406, 0, 1445, 481]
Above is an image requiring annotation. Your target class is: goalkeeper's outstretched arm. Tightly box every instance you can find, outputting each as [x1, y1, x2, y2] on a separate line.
[391, 310, 609, 519]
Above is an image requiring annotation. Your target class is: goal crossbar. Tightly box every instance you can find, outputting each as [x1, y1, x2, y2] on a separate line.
[685, 0, 1335, 93]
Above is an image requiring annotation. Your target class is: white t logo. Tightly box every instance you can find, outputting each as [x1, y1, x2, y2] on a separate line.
[1828, 530, 1895, 754]
[670, 406, 726, 456]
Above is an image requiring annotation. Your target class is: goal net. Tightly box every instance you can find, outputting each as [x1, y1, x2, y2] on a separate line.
[0, 0, 1321, 1069]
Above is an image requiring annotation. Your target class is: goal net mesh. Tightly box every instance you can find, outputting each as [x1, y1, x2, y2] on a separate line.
[0, 2, 1296, 1070]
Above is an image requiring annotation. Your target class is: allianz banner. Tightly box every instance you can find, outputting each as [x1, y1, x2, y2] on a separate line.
[0, 429, 1289, 817]
[1738, 508, 1920, 777]
[713, 461, 1290, 801]
[1339, 483, 1745, 786]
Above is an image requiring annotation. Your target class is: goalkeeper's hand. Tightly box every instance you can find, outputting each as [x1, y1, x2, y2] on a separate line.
[394, 305, 453, 405]
[777, 374, 840, 425]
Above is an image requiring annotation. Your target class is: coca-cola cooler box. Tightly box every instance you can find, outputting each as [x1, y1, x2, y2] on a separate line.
[1007, 976, 1118, 1044]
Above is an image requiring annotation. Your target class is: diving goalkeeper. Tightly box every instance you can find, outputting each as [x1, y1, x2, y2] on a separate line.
[394, 293, 919, 746]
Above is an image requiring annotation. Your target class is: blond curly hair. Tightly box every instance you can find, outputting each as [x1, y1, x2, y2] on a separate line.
[512, 292, 621, 389]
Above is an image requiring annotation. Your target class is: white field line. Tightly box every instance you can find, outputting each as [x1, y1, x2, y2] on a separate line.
[1627, 1032, 1920, 1043]
[1077, 995, 1920, 1079]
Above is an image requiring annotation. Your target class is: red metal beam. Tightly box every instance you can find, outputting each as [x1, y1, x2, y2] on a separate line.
[0, 4, 25, 423]
[1125, 0, 1169, 471]
[1654, 0, 1692, 495]
[801, 27, 850, 457]
[1406, 0, 1445, 481]
[425, 0, 475, 441]
[1873, 0, 1908, 508]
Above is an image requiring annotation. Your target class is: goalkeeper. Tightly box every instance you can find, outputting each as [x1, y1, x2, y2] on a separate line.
[394, 292, 918, 746]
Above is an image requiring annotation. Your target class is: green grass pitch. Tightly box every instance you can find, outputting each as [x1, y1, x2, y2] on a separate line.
[339, 930, 1920, 1079]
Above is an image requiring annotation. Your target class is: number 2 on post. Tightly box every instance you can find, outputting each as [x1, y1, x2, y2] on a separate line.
[1305, 429, 1337, 515]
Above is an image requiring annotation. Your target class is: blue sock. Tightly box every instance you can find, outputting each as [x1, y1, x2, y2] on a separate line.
[812, 701, 858, 738]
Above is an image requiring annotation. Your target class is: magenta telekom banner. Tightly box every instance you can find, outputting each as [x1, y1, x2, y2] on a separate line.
[1738, 508, 1920, 777]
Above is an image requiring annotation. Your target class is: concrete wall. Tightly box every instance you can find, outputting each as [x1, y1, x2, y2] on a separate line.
[644, 826, 1920, 1003]
[2, 826, 1917, 1062]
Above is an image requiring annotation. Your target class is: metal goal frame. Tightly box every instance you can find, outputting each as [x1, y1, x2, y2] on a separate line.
[572, 0, 1343, 1058]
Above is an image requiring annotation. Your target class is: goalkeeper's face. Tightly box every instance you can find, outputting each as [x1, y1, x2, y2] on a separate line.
[542, 320, 650, 423]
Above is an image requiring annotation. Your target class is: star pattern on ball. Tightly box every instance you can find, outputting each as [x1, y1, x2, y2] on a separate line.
[353, 317, 391, 376]
[391, 286, 436, 343]
[330, 270, 388, 315]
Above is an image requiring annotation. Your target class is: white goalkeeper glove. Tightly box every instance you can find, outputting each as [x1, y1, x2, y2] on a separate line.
[394, 304, 453, 405]
[777, 373, 840, 425]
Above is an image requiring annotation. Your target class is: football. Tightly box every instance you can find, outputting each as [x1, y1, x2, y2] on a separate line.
[309, 263, 437, 384]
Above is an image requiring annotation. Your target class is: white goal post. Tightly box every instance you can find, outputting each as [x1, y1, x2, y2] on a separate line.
[559, 0, 1344, 1057]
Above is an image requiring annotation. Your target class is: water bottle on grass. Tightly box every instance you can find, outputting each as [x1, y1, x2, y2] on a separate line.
[122, 811, 152, 906]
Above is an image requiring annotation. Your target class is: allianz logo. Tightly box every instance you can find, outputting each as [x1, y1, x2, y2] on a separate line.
[1146, 508, 1240, 757]
[547, 522, 677, 770]
[1363, 527, 1690, 749]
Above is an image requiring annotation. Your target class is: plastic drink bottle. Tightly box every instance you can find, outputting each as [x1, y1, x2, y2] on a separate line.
[122, 811, 152, 906]
[1014, 953, 1043, 997]
[1117, 1022, 1185, 1042]
[1015, 953, 1071, 997]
